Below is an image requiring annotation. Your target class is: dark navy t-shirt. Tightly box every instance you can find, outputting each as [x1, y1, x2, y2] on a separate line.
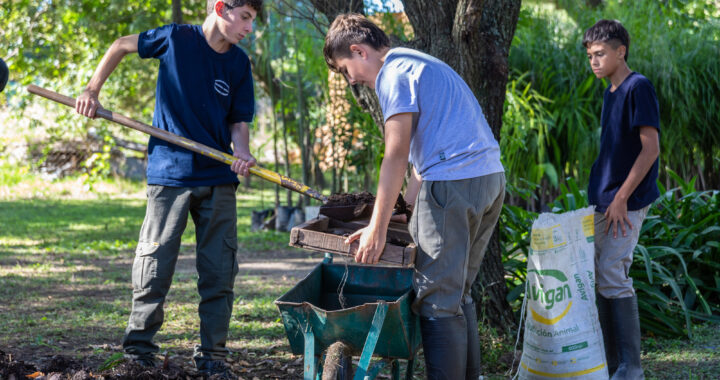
[138, 24, 255, 186]
[588, 72, 660, 212]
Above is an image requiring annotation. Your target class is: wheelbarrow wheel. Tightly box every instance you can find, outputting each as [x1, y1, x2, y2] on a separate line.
[322, 341, 353, 380]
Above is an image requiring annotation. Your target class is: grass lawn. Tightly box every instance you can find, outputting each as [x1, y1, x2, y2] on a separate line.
[0, 170, 718, 379]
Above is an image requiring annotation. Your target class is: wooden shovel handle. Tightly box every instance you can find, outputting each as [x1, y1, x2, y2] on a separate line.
[27, 85, 328, 203]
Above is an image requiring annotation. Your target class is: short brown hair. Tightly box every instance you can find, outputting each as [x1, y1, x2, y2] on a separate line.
[582, 19, 630, 61]
[323, 13, 390, 72]
[207, 0, 263, 17]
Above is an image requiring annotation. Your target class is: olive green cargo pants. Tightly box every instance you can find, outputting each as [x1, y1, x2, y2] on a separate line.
[122, 184, 239, 364]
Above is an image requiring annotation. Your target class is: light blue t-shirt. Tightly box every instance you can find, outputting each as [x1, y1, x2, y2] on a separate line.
[375, 47, 503, 181]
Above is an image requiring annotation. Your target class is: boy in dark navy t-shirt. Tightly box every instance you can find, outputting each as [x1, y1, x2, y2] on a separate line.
[583, 19, 660, 380]
[75, 1, 263, 376]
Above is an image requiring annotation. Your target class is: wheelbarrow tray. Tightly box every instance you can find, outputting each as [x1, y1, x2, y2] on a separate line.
[275, 262, 421, 360]
[289, 215, 416, 267]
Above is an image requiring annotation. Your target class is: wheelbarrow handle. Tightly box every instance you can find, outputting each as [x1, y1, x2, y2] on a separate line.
[27, 85, 328, 203]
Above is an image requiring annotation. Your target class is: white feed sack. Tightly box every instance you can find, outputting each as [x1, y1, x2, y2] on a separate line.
[518, 207, 609, 379]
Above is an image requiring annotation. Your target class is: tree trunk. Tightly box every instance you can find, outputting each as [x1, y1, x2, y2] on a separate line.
[279, 62, 293, 207]
[268, 61, 281, 207]
[309, 0, 521, 333]
[172, 0, 183, 24]
[293, 16, 310, 207]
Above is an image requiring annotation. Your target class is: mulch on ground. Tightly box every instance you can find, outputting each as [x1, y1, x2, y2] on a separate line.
[0, 349, 303, 380]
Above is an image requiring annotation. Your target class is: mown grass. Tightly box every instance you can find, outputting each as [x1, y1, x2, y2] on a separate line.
[0, 169, 308, 374]
[1, 166, 718, 378]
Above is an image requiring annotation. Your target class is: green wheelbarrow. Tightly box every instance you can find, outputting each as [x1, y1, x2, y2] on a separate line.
[275, 254, 421, 379]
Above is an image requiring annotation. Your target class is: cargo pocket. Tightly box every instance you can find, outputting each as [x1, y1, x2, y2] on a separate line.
[224, 237, 239, 286]
[132, 241, 159, 290]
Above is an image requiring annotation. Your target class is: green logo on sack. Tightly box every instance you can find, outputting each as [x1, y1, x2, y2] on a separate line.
[528, 269, 572, 310]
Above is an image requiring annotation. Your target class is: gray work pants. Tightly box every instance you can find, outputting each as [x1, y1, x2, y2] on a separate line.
[409, 172, 506, 318]
[595, 206, 649, 299]
[122, 184, 239, 363]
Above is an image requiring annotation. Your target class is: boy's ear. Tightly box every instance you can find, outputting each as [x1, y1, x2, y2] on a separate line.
[349, 44, 366, 58]
[214, 1, 224, 16]
[617, 45, 626, 60]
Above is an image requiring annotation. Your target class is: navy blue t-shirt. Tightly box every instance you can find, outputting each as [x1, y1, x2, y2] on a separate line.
[588, 72, 660, 212]
[138, 24, 255, 186]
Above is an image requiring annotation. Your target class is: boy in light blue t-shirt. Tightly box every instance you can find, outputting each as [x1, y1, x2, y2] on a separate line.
[324, 13, 505, 379]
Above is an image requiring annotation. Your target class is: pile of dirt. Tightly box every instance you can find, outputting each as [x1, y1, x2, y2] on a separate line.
[324, 192, 376, 207]
[323, 192, 411, 221]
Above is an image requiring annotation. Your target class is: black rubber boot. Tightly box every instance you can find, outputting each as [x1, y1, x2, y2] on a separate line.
[420, 315, 468, 380]
[597, 294, 618, 375]
[462, 303, 482, 380]
[610, 295, 645, 380]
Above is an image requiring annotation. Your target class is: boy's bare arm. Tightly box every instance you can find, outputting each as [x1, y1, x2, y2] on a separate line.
[76, 34, 139, 118]
[229, 121, 256, 178]
[605, 126, 660, 238]
[345, 112, 412, 264]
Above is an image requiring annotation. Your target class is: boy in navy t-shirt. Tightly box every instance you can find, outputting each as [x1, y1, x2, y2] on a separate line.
[324, 14, 505, 379]
[584, 19, 660, 379]
[75, 1, 262, 376]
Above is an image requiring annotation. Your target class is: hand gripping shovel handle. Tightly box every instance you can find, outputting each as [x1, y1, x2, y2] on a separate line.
[27, 85, 328, 203]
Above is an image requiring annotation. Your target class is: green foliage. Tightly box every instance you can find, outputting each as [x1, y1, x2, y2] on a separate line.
[503, 4, 603, 195]
[499, 181, 537, 307]
[548, 177, 589, 213]
[501, 73, 559, 189]
[633, 170, 720, 337]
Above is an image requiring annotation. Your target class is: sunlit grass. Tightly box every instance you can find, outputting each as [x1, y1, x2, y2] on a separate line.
[0, 171, 310, 375]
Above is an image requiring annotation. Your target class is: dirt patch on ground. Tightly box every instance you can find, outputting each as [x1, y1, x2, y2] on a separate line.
[0, 349, 305, 379]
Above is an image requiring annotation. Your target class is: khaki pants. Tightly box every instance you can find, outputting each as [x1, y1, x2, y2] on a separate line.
[409, 172, 505, 318]
[123, 184, 239, 363]
[594, 206, 649, 299]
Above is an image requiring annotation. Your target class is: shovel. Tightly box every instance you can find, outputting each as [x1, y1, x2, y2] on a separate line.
[27, 85, 328, 203]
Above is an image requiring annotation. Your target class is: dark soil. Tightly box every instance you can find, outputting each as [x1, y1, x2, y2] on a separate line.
[1, 350, 203, 380]
[387, 237, 411, 247]
[323, 192, 411, 222]
[324, 192, 375, 207]
[0, 349, 304, 379]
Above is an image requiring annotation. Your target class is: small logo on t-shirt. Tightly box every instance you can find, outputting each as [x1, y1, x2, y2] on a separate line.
[439, 151, 446, 161]
[214, 80, 230, 96]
